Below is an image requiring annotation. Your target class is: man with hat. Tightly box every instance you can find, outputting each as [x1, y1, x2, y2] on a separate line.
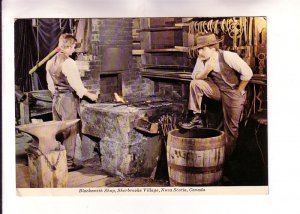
[179, 33, 253, 158]
[46, 33, 99, 171]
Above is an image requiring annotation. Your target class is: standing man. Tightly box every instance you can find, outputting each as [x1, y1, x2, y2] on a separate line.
[46, 33, 99, 171]
[179, 33, 253, 158]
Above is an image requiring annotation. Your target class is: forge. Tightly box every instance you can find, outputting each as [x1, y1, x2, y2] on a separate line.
[80, 97, 184, 177]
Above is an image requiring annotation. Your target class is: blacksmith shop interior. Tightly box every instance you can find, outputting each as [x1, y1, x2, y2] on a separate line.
[15, 17, 267, 188]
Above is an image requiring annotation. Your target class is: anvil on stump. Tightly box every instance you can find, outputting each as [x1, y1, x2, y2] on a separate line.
[16, 119, 80, 188]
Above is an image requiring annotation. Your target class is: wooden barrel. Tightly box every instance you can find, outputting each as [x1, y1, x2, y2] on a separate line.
[167, 128, 225, 186]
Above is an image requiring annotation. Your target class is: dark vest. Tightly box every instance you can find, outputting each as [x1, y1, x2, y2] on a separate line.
[48, 53, 74, 92]
[209, 50, 240, 89]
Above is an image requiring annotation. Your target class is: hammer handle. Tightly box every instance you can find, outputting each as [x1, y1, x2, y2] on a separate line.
[29, 47, 61, 75]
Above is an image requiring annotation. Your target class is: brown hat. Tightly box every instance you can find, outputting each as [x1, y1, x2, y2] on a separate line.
[191, 33, 223, 50]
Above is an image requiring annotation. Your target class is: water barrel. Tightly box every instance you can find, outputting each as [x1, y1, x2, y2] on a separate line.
[167, 128, 225, 186]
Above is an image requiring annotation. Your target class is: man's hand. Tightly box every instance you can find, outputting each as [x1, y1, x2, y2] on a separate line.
[238, 80, 249, 96]
[85, 90, 100, 102]
[205, 57, 216, 72]
[195, 58, 215, 80]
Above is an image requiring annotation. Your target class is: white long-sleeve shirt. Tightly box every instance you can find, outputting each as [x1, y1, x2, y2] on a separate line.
[46, 57, 88, 98]
[191, 50, 253, 81]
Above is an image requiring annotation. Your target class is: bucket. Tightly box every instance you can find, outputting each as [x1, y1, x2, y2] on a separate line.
[167, 128, 225, 186]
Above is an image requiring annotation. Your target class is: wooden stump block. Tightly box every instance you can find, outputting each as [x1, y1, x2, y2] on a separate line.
[27, 145, 68, 188]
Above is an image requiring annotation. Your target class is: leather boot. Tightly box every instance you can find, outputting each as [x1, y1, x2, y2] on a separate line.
[179, 113, 204, 129]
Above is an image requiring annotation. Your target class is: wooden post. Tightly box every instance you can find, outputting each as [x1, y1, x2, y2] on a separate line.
[19, 92, 30, 124]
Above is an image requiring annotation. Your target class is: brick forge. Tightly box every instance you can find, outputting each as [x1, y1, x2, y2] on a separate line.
[89, 18, 154, 102]
[79, 18, 184, 103]
[76, 18, 156, 163]
[77, 18, 187, 177]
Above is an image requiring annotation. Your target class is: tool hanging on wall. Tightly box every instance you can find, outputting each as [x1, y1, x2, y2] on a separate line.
[228, 18, 243, 50]
[248, 17, 255, 67]
[186, 17, 265, 63]
[254, 17, 267, 74]
[257, 53, 266, 74]
[214, 20, 219, 34]
[158, 114, 177, 142]
[256, 85, 264, 112]
[243, 17, 248, 45]
[234, 17, 256, 68]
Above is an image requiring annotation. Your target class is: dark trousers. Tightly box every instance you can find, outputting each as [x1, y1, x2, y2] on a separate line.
[188, 79, 246, 158]
[52, 92, 80, 166]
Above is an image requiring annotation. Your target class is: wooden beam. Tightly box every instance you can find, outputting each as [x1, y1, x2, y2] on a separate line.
[137, 26, 183, 32]
[145, 48, 186, 53]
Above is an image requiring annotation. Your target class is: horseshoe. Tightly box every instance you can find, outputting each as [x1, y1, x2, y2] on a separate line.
[221, 19, 225, 32]
[188, 21, 193, 34]
[214, 20, 219, 34]
[200, 21, 204, 33]
[208, 19, 213, 32]
[194, 21, 198, 34]
[197, 21, 201, 33]
[225, 19, 230, 32]
[202, 21, 208, 33]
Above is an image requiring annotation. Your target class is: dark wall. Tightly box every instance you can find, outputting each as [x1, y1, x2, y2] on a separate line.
[14, 19, 72, 91]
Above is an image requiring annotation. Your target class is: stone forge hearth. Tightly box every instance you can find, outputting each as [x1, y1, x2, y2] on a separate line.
[80, 100, 184, 177]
